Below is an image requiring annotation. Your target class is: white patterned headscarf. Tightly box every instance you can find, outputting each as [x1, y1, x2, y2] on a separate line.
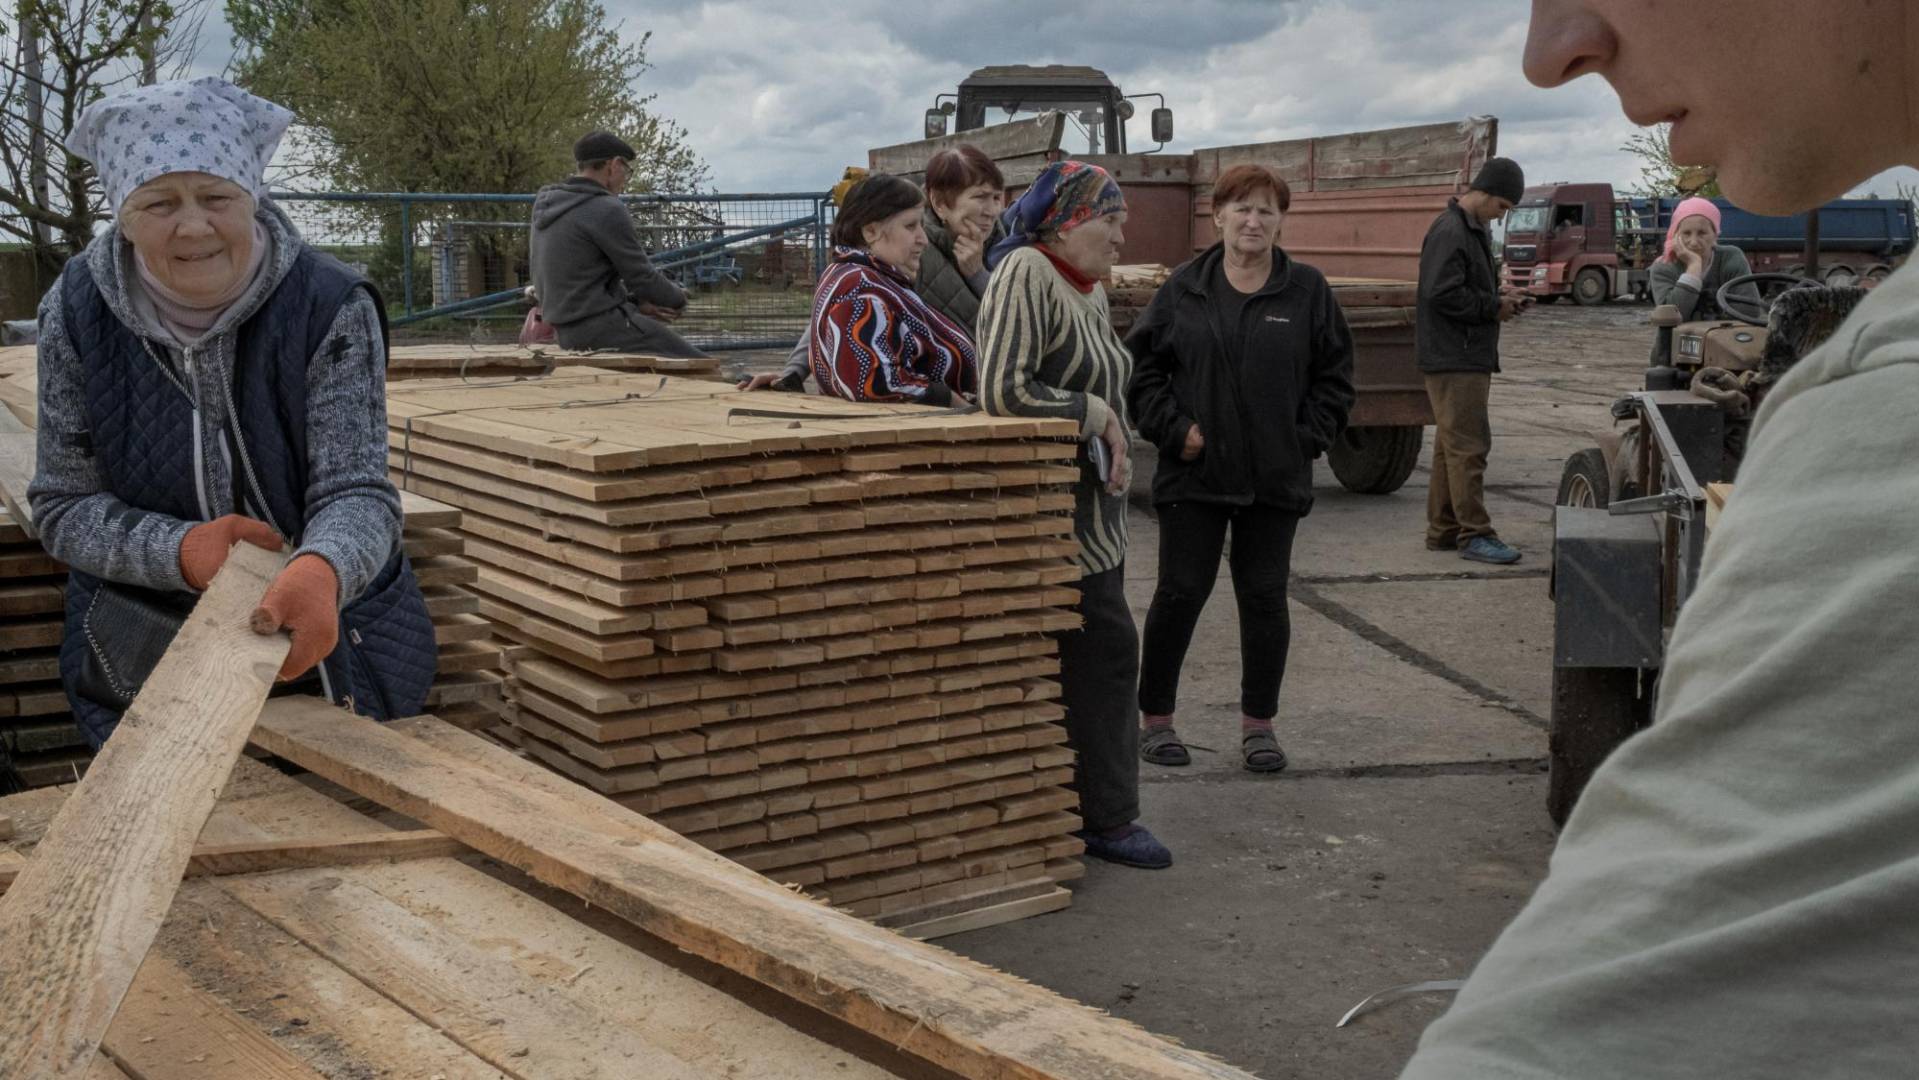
[70, 77, 294, 217]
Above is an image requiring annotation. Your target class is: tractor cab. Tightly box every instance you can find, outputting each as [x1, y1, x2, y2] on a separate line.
[924, 65, 1172, 155]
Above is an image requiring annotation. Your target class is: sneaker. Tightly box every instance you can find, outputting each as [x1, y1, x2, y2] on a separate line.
[1460, 536, 1522, 565]
[1076, 824, 1173, 870]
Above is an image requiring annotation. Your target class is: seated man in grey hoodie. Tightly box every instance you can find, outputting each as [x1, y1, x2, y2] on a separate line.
[529, 131, 707, 358]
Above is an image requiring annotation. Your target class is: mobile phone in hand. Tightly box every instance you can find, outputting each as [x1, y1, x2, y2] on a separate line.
[1087, 437, 1112, 484]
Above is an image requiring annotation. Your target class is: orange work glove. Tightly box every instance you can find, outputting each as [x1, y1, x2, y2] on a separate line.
[249, 554, 340, 683]
[179, 515, 284, 591]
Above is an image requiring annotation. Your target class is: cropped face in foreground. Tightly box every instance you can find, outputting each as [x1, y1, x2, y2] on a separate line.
[1523, 0, 1913, 213]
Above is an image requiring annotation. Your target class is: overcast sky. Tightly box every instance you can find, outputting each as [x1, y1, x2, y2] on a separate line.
[620, 0, 1918, 201]
[189, 0, 1914, 201]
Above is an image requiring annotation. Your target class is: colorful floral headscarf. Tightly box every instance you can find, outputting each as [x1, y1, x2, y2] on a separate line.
[985, 160, 1124, 270]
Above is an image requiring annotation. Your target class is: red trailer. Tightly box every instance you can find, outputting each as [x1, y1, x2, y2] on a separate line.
[871, 114, 1500, 495]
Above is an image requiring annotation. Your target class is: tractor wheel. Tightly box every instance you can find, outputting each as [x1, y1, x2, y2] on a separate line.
[1572, 268, 1611, 306]
[1555, 448, 1611, 509]
[1328, 425, 1423, 495]
[1548, 666, 1655, 827]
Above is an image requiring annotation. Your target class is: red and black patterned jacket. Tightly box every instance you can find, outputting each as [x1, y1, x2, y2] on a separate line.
[808, 246, 977, 406]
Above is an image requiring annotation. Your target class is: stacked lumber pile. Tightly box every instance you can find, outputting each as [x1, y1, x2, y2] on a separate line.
[386, 368, 1090, 928]
[386, 343, 724, 381]
[0, 509, 89, 787]
[399, 491, 507, 733]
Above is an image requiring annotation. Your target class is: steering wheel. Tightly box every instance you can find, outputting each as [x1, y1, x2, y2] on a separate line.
[1715, 272, 1816, 327]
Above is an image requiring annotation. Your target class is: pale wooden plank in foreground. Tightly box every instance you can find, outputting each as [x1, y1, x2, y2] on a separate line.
[0, 543, 288, 1077]
[252, 702, 1256, 1080]
[0, 829, 462, 895]
[101, 953, 322, 1079]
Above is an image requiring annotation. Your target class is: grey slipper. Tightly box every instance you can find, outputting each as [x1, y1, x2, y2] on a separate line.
[1141, 726, 1191, 767]
[1242, 729, 1288, 774]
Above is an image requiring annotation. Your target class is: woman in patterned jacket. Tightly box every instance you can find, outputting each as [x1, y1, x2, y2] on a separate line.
[807, 174, 977, 405]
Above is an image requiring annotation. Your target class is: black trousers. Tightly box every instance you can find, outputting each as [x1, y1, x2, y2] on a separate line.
[1138, 501, 1300, 721]
[1057, 564, 1141, 832]
[553, 302, 710, 359]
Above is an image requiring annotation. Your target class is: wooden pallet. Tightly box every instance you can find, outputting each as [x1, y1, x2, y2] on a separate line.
[390, 370, 1090, 929]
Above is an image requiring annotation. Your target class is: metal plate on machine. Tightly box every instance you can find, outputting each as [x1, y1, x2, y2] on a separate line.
[1553, 507, 1663, 669]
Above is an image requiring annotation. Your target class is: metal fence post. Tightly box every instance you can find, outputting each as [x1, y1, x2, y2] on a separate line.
[399, 197, 413, 317]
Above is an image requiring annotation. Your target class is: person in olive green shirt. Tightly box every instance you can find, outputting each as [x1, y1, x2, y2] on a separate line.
[1402, 4, 1919, 1078]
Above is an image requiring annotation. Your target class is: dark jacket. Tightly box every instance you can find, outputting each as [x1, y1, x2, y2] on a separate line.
[53, 252, 435, 747]
[1417, 198, 1503, 374]
[529, 177, 687, 328]
[1126, 244, 1356, 514]
[917, 207, 1006, 333]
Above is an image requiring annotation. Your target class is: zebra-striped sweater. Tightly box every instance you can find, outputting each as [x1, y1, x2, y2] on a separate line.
[976, 245, 1132, 575]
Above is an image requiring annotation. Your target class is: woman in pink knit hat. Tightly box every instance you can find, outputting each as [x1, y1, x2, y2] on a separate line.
[1647, 197, 1762, 361]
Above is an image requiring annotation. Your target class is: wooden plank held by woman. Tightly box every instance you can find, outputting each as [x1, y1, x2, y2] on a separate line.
[0, 542, 287, 1077]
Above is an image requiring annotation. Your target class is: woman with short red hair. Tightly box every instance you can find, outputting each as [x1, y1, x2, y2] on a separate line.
[1125, 163, 1355, 774]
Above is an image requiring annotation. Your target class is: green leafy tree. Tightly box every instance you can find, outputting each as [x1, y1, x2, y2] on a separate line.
[225, 0, 706, 196]
[1621, 123, 1722, 199]
[1, 0, 203, 279]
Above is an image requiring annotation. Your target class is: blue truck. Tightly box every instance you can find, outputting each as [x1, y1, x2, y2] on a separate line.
[1502, 182, 1916, 304]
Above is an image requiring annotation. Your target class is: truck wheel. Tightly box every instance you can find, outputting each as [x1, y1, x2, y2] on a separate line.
[1328, 425, 1423, 495]
[1548, 666, 1654, 827]
[1572, 268, 1610, 306]
[1823, 264, 1858, 287]
[1555, 448, 1611, 509]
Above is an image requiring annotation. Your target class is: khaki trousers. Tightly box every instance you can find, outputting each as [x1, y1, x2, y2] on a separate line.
[1424, 372, 1496, 548]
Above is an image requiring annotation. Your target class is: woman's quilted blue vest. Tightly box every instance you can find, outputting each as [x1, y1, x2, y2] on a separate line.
[55, 248, 436, 747]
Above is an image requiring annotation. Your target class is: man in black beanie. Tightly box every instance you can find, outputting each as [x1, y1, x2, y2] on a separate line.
[528, 130, 707, 358]
[1415, 155, 1527, 565]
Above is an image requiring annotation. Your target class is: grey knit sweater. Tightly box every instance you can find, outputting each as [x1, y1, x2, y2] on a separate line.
[29, 198, 401, 603]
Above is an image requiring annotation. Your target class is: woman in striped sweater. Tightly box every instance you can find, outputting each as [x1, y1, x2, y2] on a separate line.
[976, 161, 1170, 871]
[807, 174, 977, 406]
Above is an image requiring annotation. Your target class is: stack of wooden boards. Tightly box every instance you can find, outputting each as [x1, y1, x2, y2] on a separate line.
[386, 368, 1091, 930]
[399, 491, 508, 734]
[1101, 266, 1419, 337]
[386, 342, 724, 380]
[0, 507, 89, 786]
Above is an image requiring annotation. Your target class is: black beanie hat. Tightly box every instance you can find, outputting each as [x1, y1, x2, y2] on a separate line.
[1470, 157, 1525, 203]
[574, 130, 637, 165]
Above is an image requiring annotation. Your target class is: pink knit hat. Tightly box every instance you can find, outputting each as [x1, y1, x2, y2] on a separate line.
[1663, 198, 1722, 262]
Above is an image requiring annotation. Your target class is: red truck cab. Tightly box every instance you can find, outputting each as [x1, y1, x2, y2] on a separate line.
[1501, 183, 1633, 305]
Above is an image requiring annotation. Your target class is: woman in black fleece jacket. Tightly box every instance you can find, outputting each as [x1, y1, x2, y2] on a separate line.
[1125, 164, 1354, 773]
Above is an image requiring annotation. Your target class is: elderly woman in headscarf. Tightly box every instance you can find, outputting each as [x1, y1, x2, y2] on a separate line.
[974, 160, 1170, 871]
[1648, 197, 1761, 362]
[31, 77, 434, 747]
